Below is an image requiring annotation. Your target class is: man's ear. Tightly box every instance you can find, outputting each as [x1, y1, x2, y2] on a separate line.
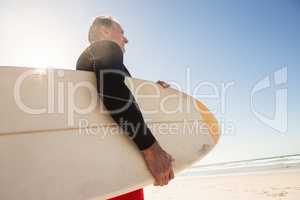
[99, 26, 111, 38]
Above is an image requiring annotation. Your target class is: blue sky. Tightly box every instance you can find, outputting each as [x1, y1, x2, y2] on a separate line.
[0, 0, 299, 164]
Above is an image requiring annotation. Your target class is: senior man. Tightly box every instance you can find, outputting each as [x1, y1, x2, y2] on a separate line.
[76, 16, 174, 200]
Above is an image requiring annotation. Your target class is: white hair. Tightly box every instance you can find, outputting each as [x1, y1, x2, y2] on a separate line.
[88, 16, 119, 43]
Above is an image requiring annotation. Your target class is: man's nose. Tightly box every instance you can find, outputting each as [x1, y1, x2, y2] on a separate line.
[124, 36, 128, 44]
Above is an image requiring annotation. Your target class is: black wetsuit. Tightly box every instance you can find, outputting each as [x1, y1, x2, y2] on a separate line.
[76, 40, 156, 150]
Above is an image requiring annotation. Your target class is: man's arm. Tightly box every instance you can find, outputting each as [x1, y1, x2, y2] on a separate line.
[95, 64, 174, 186]
[89, 40, 175, 186]
[95, 68, 156, 150]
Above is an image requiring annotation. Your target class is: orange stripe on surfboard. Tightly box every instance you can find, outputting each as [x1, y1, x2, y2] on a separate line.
[196, 100, 220, 144]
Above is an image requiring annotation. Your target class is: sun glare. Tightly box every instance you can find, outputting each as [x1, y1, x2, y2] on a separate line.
[1, 11, 77, 70]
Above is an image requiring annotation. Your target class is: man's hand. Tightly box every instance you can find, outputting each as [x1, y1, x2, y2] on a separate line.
[156, 80, 170, 88]
[141, 142, 175, 186]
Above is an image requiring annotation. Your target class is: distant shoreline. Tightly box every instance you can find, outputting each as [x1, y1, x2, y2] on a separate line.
[180, 154, 300, 178]
[197, 153, 300, 168]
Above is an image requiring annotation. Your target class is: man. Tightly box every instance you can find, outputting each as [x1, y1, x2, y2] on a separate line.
[76, 16, 174, 200]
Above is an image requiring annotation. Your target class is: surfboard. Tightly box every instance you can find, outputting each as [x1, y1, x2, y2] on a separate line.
[0, 66, 220, 200]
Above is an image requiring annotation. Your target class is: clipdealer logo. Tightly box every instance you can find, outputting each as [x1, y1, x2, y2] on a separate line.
[250, 67, 288, 133]
[11, 66, 288, 136]
[13, 68, 98, 126]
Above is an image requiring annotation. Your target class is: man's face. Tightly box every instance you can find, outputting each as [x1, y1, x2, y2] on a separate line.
[102, 22, 128, 53]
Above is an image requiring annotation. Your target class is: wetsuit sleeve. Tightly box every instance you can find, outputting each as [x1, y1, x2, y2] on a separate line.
[91, 42, 156, 151]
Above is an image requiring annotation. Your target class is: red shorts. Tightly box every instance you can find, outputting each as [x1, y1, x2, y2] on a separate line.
[107, 189, 144, 200]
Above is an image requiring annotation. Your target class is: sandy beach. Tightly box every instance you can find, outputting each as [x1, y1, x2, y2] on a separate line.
[145, 170, 300, 200]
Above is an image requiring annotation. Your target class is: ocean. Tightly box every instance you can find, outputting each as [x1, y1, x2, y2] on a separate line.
[180, 154, 300, 178]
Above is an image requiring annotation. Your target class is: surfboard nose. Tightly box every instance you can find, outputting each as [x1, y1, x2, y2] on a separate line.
[195, 100, 220, 145]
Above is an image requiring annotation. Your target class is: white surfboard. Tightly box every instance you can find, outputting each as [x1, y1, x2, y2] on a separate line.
[0, 66, 220, 200]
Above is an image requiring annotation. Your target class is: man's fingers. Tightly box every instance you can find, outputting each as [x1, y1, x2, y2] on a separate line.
[155, 172, 169, 186]
[154, 176, 161, 186]
[161, 83, 168, 87]
[154, 179, 159, 186]
[164, 83, 170, 88]
[162, 83, 170, 88]
[160, 177, 165, 186]
[152, 169, 171, 186]
[153, 171, 174, 186]
[171, 156, 175, 162]
[162, 173, 169, 185]
[168, 155, 175, 165]
[159, 176, 164, 186]
[143, 143, 175, 187]
[157, 80, 170, 88]
[169, 169, 175, 180]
